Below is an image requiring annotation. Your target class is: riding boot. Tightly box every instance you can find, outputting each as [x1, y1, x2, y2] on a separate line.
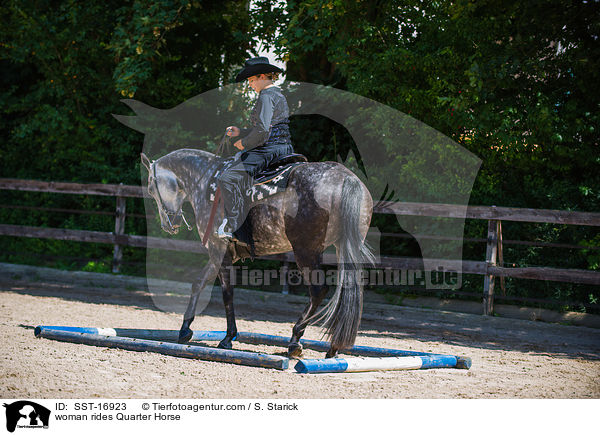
[216, 218, 243, 241]
[218, 184, 245, 235]
[216, 164, 247, 238]
[216, 218, 234, 239]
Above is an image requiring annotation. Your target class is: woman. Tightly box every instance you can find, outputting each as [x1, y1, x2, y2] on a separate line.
[217, 57, 294, 239]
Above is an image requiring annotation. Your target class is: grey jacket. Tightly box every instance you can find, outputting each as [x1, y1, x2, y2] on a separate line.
[240, 86, 291, 150]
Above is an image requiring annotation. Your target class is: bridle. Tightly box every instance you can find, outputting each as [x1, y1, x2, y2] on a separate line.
[152, 162, 193, 231]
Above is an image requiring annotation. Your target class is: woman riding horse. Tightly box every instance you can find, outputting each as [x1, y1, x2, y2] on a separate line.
[138, 65, 374, 358]
[216, 57, 294, 239]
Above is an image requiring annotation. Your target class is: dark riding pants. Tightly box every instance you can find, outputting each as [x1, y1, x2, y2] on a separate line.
[217, 143, 293, 231]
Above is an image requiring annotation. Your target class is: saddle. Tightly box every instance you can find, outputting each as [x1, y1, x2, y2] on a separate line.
[254, 153, 308, 183]
[204, 153, 308, 256]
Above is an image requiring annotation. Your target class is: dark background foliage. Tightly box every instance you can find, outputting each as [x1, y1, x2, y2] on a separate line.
[1, 0, 598, 311]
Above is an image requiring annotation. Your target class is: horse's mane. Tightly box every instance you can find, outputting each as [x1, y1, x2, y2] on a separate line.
[157, 148, 216, 170]
[156, 148, 221, 187]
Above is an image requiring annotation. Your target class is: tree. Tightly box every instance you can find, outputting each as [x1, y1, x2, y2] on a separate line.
[1, 0, 252, 183]
[0, 0, 253, 271]
[252, 0, 600, 211]
[251, 0, 600, 306]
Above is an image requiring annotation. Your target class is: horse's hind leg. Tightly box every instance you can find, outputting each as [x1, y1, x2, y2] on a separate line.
[178, 261, 220, 343]
[287, 254, 329, 358]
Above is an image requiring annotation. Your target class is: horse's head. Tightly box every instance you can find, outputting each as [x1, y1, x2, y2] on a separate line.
[141, 153, 188, 235]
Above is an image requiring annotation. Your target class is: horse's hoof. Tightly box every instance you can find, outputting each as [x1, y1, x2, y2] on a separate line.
[287, 343, 303, 359]
[218, 339, 232, 349]
[178, 328, 193, 344]
[325, 349, 338, 359]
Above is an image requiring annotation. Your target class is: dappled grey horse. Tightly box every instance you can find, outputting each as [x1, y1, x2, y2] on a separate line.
[141, 148, 374, 358]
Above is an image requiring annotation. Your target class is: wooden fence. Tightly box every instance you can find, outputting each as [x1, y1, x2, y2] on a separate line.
[1, 177, 599, 315]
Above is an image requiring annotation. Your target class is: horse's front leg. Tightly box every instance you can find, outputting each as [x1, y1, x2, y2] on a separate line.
[178, 261, 220, 343]
[217, 251, 237, 349]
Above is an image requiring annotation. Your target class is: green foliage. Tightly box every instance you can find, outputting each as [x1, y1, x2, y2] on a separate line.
[1, 1, 597, 311]
[0, 0, 252, 269]
[1, 0, 252, 184]
[82, 260, 111, 273]
[251, 0, 599, 309]
[252, 0, 599, 210]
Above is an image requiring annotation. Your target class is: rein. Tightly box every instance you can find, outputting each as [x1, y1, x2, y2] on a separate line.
[200, 132, 231, 246]
[152, 162, 192, 231]
[215, 131, 231, 157]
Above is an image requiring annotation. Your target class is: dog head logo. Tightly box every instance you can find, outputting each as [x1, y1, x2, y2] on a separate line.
[3, 401, 50, 432]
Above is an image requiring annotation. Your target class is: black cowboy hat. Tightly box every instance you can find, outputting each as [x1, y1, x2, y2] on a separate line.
[235, 57, 284, 82]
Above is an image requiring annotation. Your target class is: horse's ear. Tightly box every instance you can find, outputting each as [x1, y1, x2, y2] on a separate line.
[140, 153, 151, 172]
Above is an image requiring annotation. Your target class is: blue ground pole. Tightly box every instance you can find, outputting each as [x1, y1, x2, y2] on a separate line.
[34, 326, 289, 370]
[34, 326, 471, 372]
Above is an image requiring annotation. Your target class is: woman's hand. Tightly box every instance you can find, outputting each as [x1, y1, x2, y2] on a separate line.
[226, 126, 243, 149]
[226, 126, 240, 137]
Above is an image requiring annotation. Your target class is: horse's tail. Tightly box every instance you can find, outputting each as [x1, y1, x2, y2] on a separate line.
[312, 175, 375, 351]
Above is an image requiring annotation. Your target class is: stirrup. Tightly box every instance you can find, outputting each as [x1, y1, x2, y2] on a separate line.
[216, 218, 233, 239]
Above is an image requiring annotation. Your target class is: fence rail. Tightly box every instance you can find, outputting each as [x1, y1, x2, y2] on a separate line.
[1, 178, 599, 315]
[0, 178, 143, 198]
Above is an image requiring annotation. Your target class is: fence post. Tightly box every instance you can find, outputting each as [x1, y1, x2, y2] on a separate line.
[112, 191, 126, 273]
[483, 217, 499, 315]
[497, 220, 505, 296]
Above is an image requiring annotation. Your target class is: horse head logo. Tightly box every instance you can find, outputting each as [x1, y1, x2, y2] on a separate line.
[3, 401, 51, 433]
